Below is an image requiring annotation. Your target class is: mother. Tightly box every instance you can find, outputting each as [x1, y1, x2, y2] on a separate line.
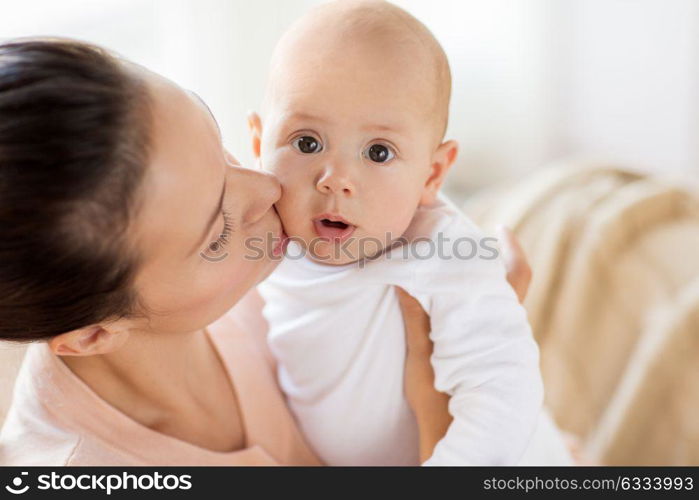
[0, 39, 528, 465]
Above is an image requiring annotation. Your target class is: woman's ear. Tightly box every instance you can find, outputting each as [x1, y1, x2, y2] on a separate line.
[420, 140, 459, 206]
[247, 111, 263, 161]
[48, 323, 130, 357]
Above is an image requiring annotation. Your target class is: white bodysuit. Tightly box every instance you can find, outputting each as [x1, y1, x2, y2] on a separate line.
[259, 196, 572, 465]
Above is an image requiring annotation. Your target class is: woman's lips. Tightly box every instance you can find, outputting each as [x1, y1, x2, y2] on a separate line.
[313, 217, 356, 243]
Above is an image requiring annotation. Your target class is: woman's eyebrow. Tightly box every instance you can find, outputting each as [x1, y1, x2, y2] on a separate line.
[189, 90, 221, 137]
[188, 181, 226, 257]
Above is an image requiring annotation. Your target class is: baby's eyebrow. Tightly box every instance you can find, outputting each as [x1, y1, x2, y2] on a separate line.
[284, 111, 405, 137]
[286, 112, 404, 134]
[285, 111, 329, 124]
[362, 123, 404, 134]
[357, 121, 409, 138]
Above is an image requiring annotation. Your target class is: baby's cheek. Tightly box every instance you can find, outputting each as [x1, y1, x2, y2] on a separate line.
[381, 212, 415, 240]
[264, 152, 304, 185]
[260, 145, 291, 171]
[259, 153, 282, 175]
[376, 185, 420, 230]
[275, 187, 309, 235]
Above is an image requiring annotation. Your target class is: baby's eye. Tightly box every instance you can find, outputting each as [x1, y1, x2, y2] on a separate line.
[293, 135, 323, 154]
[364, 143, 395, 163]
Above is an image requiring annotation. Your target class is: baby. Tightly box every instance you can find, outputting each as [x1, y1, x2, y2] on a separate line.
[251, 0, 571, 465]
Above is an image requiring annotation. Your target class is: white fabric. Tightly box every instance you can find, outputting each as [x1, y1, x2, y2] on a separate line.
[259, 196, 571, 465]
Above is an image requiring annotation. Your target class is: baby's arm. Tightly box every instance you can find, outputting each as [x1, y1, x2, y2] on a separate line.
[404, 218, 543, 465]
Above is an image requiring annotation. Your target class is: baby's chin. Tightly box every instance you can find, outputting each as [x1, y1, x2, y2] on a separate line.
[309, 254, 359, 267]
[303, 237, 387, 267]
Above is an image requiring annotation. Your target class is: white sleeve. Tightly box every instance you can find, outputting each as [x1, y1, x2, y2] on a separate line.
[402, 217, 543, 465]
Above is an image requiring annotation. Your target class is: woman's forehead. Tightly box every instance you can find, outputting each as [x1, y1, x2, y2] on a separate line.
[132, 73, 222, 262]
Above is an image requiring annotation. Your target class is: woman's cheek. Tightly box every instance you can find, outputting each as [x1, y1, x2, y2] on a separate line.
[209, 250, 259, 297]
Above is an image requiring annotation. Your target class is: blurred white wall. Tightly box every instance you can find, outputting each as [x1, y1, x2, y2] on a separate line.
[1, 0, 697, 195]
[393, 0, 555, 192]
[550, 0, 699, 178]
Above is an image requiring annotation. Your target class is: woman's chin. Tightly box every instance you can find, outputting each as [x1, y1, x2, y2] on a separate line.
[257, 255, 283, 283]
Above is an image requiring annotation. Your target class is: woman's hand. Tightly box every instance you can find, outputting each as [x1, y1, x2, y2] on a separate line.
[497, 225, 532, 303]
[400, 226, 532, 463]
[398, 287, 452, 463]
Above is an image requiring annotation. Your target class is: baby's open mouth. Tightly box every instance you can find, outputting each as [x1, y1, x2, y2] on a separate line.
[320, 219, 349, 230]
[313, 215, 356, 243]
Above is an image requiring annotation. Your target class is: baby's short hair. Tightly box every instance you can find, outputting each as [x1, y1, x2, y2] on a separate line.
[268, 0, 452, 142]
[331, 1, 451, 139]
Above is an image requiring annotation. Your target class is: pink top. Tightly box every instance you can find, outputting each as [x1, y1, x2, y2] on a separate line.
[0, 311, 321, 466]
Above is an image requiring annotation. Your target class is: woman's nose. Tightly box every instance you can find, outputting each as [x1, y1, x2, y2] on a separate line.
[229, 164, 281, 225]
[315, 163, 355, 196]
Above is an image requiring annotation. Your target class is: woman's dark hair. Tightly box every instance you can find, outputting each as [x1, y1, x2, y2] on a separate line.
[0, 39, 151, 342]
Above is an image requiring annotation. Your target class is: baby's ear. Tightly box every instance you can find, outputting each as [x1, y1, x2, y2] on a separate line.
[247, 112, 263, 159]
[420, 140, 459, 206]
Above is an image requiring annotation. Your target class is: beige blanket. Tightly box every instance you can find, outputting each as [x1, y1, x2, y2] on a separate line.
[464, 163, 699, 465]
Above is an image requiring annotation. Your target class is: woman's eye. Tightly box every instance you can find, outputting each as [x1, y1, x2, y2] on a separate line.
[200, 210, 233, 262]
[293, 135, 323, 154]
[365, 143, 395, 163]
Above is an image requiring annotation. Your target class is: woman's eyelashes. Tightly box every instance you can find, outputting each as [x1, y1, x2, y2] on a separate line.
[207, 210, 234, 253]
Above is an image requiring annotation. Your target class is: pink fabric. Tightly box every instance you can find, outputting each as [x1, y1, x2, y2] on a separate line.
[0, 311, 321, 466]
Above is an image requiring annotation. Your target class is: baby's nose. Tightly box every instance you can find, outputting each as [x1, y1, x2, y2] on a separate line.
[316, 166, 355, 196]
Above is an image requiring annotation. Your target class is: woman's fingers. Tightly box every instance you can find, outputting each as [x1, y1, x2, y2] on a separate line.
[396, 287, 431, 354]
[497, 225, 532, 304]
[397, 287, 452, 463]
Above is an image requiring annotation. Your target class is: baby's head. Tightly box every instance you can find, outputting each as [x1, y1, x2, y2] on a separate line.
[250, 0, 458, 265]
